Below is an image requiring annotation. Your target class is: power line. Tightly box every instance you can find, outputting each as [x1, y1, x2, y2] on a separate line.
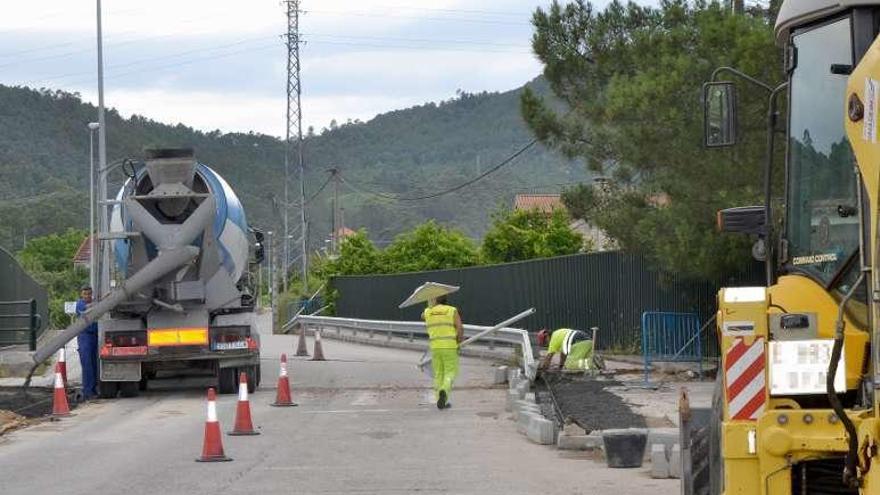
[307, 9, 530, 26]
[339, 139, 538, 202]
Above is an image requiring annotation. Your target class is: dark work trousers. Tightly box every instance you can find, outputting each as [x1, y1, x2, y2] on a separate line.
[77, 332, 99, 398]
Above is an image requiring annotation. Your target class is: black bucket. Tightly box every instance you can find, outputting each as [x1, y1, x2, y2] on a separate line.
[602, 429, 647, 468]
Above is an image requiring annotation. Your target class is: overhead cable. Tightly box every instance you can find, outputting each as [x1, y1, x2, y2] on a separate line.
[339, 139, 538, 201]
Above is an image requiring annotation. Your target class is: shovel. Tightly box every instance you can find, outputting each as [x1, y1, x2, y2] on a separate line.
[418, 308, 536, 373]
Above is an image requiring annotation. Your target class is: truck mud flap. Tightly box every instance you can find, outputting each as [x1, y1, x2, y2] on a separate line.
[101, 361, 142, 382]
[680, 389, 713, 495]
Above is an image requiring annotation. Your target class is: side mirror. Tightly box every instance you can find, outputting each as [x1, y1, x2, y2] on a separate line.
[703, 82, 737, 147]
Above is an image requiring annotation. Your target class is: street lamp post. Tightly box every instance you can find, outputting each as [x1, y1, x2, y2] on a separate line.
[87, 122, 100, 291]
[95, 0, 109, 297]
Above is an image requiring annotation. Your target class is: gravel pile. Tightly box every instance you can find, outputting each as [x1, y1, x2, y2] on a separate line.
[538, 374, 646, 432]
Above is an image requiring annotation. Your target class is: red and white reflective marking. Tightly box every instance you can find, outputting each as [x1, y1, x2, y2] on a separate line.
[725, 337, 766, 421]
[207, 394, 218, 422]
[239, 377, 248, 402]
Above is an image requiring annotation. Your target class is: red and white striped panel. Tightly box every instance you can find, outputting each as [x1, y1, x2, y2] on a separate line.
[725, 337, 766, 421]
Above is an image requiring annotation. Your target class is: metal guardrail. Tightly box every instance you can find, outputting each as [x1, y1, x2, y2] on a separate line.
[293, 314, 537, 381]
[0, 299, 41, 351]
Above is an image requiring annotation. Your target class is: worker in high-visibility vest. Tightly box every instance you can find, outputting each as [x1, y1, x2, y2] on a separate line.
[536, 328, 593, 371]
[422, 295, 463, 409]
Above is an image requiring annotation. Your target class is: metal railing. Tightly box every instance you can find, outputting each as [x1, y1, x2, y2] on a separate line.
[641, 311, 703, 385]
[0, 299, 41, 351]
[292, 314, 537, 380]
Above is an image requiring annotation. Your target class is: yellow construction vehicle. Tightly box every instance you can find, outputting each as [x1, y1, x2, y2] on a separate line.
[697, 2, 880, 494]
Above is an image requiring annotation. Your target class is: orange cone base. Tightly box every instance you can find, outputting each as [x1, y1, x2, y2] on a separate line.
[228, 429, 261, 436]
[195, 454, 233, 462]
[295, 329, 310, 357]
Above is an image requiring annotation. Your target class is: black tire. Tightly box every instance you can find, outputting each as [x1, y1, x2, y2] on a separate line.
[138, 376, 149, 392]
[218, 367, 237, 394]
[709, 372, 725, 495]
[119, 381, 139, 398]
[98, 380, 119, 399]
[246, 365, 258, 394]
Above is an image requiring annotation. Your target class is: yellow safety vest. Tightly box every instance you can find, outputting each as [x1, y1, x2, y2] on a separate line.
[423, 304, 458, 350]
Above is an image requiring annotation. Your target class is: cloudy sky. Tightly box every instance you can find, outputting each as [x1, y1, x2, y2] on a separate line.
[0, 1, 561, 137]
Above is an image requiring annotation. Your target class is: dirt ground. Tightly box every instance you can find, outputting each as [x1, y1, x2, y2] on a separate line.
[0, 386, 61, 435]
[537, 373, 647, 432]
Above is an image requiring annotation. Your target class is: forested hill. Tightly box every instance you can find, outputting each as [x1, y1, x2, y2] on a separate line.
[0, 78, 587, 251]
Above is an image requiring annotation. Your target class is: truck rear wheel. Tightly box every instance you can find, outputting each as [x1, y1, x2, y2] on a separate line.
[99, 381, 119, 399]
[218, 367, 237, 394]
[245, 365, 257, 393]
[119, 381, 139, 398]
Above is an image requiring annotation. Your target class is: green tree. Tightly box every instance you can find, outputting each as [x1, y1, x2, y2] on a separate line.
[18, 229, 88, 328]
[383, 221, 479, 272]
[482, 208, 585, 263]
[522, 0, 782, 278]
[320, 230, 384, 277]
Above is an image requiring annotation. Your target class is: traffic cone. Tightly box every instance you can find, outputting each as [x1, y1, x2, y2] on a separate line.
[228, 372, 259, 436]
[196, 388, 232, 462]
[311, 329, 326, 361]
[295, 326, 309, 357]
[270, 354, 298, 407]
[51, 362, 72, 418]
[57, 347, 68, 388]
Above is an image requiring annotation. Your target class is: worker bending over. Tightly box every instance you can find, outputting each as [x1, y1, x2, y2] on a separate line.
[422, 295, 463, 409]
[536, 328, 594, 371]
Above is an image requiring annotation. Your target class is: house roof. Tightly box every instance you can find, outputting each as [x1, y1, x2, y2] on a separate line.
[72, 235, 92, 266]
[513, 194, 564, 214]
[333, 227, 356, 239]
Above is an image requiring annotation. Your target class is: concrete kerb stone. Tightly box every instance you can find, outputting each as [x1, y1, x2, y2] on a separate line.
[517, 411, 540, 434]
[514, 404, 542, 423]
[507, 368, 521, 385]
[527, 415, 557, 445]
[515, 380, 530, 399]
[505, 390, 520, 412]
[557, 423, 601, 451]
[650, 444, 670, 479]
[669, 444, 682, 479]
[645, 427, 680, 461]
[494, 366, 508, 385]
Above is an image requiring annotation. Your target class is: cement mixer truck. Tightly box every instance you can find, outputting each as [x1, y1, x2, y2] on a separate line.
[33, 148, 264, 398]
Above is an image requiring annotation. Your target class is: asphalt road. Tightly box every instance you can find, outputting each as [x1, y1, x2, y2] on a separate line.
[0, 317, 678, 494]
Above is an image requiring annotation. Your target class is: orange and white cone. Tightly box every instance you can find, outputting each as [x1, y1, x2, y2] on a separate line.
[57, 347, 68, 388]
[196, 388, 232, 462]
[228, 372, 259, 436]
[295, 326, 310, 357]
[51, 362, 72, 418]
[310, 329, 325, 361]
[270, 354, 297, 407]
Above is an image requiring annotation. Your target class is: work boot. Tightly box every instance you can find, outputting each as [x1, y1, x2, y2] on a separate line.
[437, 390, 447, 410]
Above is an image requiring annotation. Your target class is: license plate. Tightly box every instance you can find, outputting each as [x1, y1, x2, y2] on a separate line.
[213, 341, 248, 350]
[111, 346, 148, 356]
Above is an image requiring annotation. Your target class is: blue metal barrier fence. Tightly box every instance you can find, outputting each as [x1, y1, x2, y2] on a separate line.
[641, 311, 702, 385]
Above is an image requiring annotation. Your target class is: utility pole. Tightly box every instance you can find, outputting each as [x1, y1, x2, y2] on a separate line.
[96, 0, 109, 298]
[87, 122, 100, 291]
[267, 230, 275, 319]
[329, 168, 340, 254]
[284, 0, 308, 294]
